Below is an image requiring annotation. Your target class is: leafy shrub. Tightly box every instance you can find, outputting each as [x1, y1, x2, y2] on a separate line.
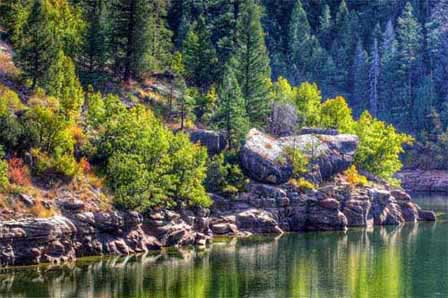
[344, 165, 368, 187]
[0, 148, 9, 191]
[89, 94, 211, 210]
[0, 84, 25, 112]
[205, 153, 248, 196]
[0, 84, 25, 151]
[8, 157, 31, 186]
[317, 96, 412, 182]
[320, 96, 355, 133]
[24, 91, 78, 178]
[354, 112, 413, 181]
[284, 146, 309, 177]
[289, 178, 315, 191]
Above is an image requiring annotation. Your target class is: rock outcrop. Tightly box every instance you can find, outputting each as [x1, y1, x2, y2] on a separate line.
[0, 179, 436, 267]
[396, 170, 448, 193]
[240, 129, 359, 185]
[211, 181, 435, 234]
[189, 129, 227, 155]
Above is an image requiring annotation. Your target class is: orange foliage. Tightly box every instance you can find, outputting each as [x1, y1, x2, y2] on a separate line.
[79, 158, 91, 173]
[8, 157, 31, 186]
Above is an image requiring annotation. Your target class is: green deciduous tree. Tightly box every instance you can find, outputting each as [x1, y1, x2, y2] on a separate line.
[320, 96, 355, 133]
[295, 82, 321, 127]
[354, 111, 413, 182]
[90, 95, 210, 210]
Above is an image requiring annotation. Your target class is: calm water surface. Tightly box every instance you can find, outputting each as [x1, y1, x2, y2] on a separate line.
[0, 194, 447, 298]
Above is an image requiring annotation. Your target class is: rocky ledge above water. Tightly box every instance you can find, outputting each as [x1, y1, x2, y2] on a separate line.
[396, 170, 448, 193]
[0, 178, 435, 267]
[0, 129, 437, 267]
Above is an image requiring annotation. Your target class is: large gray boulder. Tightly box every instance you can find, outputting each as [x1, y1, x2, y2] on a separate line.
[189, 129, 226, 155]
[240, 129, 359, 185]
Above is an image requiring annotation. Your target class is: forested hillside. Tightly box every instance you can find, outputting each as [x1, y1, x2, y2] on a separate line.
[2, 0, 447, 133]
[0, 0, 445, 211]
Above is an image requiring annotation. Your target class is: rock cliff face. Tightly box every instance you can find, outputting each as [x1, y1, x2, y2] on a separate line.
[396, 170, 448, 193]
[240, 129, 359, 184]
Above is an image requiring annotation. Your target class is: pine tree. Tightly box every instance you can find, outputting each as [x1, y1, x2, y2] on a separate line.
[182, 17, 219, 91]
[352, 40, 369, 116]
[427, 0, 448, 104]
[234, 0, 271, 127]
[413, 75, 436, 131]
[369, 38, 380, 117]
[79, 0, 110, 84]
[332, 0, 355, 91]
[13, 0, 53, 89]
[146, 0, 173, 72]
[396, 2, 423, 128]
[213, 61, 249, 149]
[110, 0, 153, 82]
[45, 50, 84, 121]
[381, 21, 400, 123]
[208, 0, 240, 66]
[318, 4, 332, 50]
[287, 0, 312, 85]
[382, 19, 396, 56]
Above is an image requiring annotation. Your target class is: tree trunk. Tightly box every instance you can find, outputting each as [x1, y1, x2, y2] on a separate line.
[124, 0, 136, 83]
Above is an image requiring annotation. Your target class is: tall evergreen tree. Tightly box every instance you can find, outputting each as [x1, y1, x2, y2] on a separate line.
[427, 0, 448, 104]
[396, 2, 423, 127]
[287, 0, 312, 85]
[332, 0, 355, 91]
[213, 61, 249, 149]
[352, 40, 369, 115]
[79, 0, 110, 84]
[13, 0, 53, 89]
[318, 4, 332, 50]
[369, 38, 380, 117]
[146, 0, 173, 72]
[45, 50, 84, 120]
[234, 0, 271, 126]
[110, 0, 167, 82]
[381, 19, 401, 123]
[182, 17, 219, 91]
[13, 0, 84, 89]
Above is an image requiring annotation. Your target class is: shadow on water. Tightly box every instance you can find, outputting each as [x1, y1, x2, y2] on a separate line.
[1, 194, 447, 298]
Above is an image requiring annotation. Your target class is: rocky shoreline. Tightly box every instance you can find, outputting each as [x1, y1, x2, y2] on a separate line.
[397, 170, 448, 193]
[0, 129, 437, 267]
[0, 180, 436, 267]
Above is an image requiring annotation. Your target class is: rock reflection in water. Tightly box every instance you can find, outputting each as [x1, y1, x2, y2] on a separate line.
[0, 221, 446, 298]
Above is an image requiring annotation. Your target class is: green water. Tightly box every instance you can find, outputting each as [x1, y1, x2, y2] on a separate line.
[0, 195, 447, 298]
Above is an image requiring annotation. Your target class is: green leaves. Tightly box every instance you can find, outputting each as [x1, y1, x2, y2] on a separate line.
[90, 94, 211, 210]
[354, 111, 413, 182]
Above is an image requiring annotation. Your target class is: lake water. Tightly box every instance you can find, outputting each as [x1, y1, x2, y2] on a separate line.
[0, 194, 447, 298]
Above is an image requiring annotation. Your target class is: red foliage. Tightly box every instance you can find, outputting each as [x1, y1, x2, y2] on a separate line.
[8, 157, 31, 186]
[80, 158, 91, 174]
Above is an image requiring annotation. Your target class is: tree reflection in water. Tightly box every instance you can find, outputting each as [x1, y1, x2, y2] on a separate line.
[0, 218, 446, 298]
